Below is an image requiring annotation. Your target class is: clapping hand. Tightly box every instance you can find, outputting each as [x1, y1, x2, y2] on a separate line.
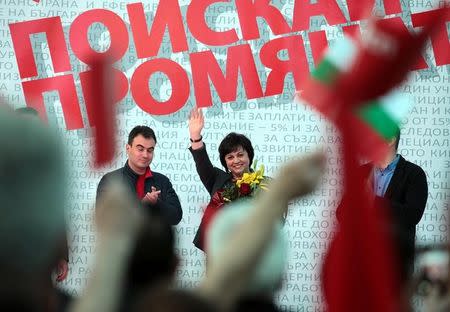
[142, 186, 161, 205]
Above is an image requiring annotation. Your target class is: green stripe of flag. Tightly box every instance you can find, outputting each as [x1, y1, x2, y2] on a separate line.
[312, 36, 357, 85]
[312, 59, 340, 85]
[358, 102, 400, 140]
[378, 91, 410, 124]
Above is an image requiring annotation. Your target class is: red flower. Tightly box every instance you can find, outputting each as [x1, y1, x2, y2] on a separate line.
[239, 183, 251, 196]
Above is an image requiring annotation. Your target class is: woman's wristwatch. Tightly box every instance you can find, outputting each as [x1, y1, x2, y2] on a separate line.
[190, 135, 203, 143]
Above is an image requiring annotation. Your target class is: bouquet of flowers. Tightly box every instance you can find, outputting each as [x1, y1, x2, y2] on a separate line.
[221, 161, 268, 202]
[197, 161, 268, 250]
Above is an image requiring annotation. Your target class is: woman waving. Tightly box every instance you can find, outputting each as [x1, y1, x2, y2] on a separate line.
[188, 108, 258, 251]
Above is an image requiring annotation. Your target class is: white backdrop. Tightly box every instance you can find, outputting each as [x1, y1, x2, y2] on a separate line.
[1, 1, 449, 311]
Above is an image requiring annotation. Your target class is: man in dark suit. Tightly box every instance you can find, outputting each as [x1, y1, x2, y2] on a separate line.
[96, 126, 182, 225]
[368, 129, 428, 262]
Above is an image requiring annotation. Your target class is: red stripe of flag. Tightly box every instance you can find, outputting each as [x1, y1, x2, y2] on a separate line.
[88, 56, 116, 167]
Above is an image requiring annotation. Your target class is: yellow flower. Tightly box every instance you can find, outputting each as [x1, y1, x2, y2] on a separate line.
[236, 164, 265, 188]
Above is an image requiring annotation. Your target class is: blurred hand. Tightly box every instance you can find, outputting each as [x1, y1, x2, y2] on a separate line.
[142, 186, 161, 205]
[95, 178, 143, 238]
[188, 108, 204, 139]
[274, 152, 325, 200]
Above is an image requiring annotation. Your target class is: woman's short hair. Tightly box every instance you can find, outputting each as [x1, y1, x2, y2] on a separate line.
[218, 132, 254, 172]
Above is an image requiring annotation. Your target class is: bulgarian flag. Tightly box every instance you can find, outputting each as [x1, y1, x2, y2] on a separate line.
[300, 6, 447, 160]
[300, 35, 411, 162]
[310, 36, 357, 87]
[357, 91, 410, 141]
[297, 7, 449, 312]
[299, 36, 357, 121]
[301, 35, 406, 312]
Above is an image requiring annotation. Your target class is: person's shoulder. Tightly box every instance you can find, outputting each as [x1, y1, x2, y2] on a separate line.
[96, 167, 127, 197]
[400, 156, 426, 175]
[150, 171, 171, 182]
[99, 167, 125, 182]
[105, 167, 125, 177]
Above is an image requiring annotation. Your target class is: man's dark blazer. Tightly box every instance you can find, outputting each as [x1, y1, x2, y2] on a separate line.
[370, 155, 427, 246]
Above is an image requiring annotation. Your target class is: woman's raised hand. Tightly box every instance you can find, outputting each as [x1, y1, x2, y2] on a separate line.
[189, 107, 204, 140]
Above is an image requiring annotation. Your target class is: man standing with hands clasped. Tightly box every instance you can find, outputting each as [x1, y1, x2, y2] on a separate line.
[96, 126, 182, 225]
